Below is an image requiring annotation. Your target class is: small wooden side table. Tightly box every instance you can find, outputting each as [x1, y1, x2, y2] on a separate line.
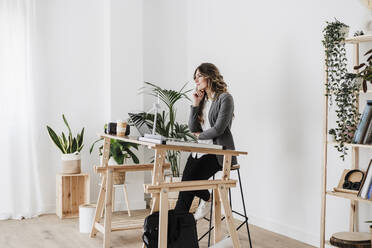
[56, 173, 90, 219]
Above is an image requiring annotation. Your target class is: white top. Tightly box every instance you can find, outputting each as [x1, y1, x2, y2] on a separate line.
[192, 98, 214, 158]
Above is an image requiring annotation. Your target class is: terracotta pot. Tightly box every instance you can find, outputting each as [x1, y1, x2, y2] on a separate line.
[61, 152, 81, 174]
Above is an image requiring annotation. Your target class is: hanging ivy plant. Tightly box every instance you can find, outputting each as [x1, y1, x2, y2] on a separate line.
[322, 19, 360, 160]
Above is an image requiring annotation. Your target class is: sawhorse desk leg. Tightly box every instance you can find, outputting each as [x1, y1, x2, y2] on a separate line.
[214, 187, 222, 244]
[104, 169, 113, 248]
[90, 174, 107, 238]
[219, 184, 241, 248]
[89, 169, 114, 248]
[159, 188, 169, 248]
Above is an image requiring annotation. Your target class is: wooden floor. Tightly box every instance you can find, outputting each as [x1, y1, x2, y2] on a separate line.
[0, 210, 314, 248]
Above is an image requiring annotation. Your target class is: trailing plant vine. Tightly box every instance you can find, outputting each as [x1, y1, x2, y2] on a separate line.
[322, 19, 360, 160]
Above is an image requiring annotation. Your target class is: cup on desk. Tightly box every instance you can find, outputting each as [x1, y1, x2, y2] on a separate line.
[107, 122, 117, 135]
[116, 120, 127, 137]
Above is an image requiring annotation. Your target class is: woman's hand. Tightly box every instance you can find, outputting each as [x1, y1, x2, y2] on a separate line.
[193, 132, 201, 139]
[192, 90, 205, 106]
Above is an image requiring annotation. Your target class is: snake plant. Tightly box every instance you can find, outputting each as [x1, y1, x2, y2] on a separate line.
[46, 114, 84, 154]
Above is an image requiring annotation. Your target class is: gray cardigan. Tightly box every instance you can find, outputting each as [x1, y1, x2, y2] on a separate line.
[188, 92, 237, 166]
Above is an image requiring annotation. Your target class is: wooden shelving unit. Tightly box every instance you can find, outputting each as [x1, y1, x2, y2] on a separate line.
[328, 142, 372, 149]
[327, 191, 372, 204]
[320, 35, 372, 248]
[345, 34, 372, 44]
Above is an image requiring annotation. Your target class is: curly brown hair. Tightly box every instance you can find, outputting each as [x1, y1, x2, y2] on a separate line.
[193, 63, 229, 124]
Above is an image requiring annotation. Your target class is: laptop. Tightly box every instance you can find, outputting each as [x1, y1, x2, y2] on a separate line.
[128, 112, 153, 137]
[128, 112, 223, 149]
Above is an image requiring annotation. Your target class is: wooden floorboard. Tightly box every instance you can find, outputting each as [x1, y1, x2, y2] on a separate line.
[0, 209, 314, 248]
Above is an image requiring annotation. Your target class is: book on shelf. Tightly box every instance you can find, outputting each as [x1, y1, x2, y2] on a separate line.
[352, 100, 372, 144]
[359, 160, 372, 199]
[367, 183, 372, 199]
[363, 118, 372, 144]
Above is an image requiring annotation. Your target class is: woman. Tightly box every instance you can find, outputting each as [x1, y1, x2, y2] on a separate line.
[175, 63, 237, 220]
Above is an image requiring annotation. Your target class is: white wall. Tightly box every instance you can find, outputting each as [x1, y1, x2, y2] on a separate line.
[35, 0, 106, 211]
[143, 0, 190, 182]
[34, 0, 372, 246]
[110, 0, 145, 210]
[184, 0, 371, 246]
[35, 0, 145, 212]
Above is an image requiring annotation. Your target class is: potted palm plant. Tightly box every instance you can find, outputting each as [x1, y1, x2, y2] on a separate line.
[90, 124, 140, 184]
[131, 82, 200, 212]
[46, 114, 84, 174]
[132, 82, 195, 177]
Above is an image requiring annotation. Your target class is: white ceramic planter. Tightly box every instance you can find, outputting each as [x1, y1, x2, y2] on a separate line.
[61, 152, 81, 174]
[79, 204, 96, 233]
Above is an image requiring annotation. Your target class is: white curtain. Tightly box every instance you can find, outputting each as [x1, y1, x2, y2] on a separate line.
[0, 0, 44, 219]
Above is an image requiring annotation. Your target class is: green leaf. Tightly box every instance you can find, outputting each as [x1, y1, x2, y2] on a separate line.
[72, 138, 77, 153]
[354, 63, 365, 70]
[47, 126, 66, 153]
[62, 114, 72, 135]
[58, 136, 67, 153]
[126, 149, 139, 164]
[61, 132, 69, 151]
[111, 144, 123, 164]
[78, 128, 85, 147]
[78, 144, 84, 152]
[90, 138, 103, 154]
[62, 132, 67, 145]
[364, 48, 372, 56]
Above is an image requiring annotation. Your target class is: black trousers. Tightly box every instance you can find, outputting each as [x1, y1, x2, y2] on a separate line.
[174, 154, 222, 213]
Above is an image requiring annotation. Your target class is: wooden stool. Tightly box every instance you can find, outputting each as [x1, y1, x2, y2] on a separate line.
[99, 183, 131, 217]
[330, 232, 371, 248]
[200, 165, 253, 248]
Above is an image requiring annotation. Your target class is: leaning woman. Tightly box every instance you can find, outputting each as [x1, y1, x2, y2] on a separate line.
[175, 62, 237, 221]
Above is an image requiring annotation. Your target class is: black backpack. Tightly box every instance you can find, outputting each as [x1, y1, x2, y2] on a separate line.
[142, 210, 199, 248]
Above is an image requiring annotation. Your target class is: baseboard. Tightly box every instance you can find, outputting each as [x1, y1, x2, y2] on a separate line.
[235, 213, 319, 247]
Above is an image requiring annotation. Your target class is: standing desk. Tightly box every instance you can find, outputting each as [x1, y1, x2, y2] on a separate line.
[90, 133, 247, 248]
